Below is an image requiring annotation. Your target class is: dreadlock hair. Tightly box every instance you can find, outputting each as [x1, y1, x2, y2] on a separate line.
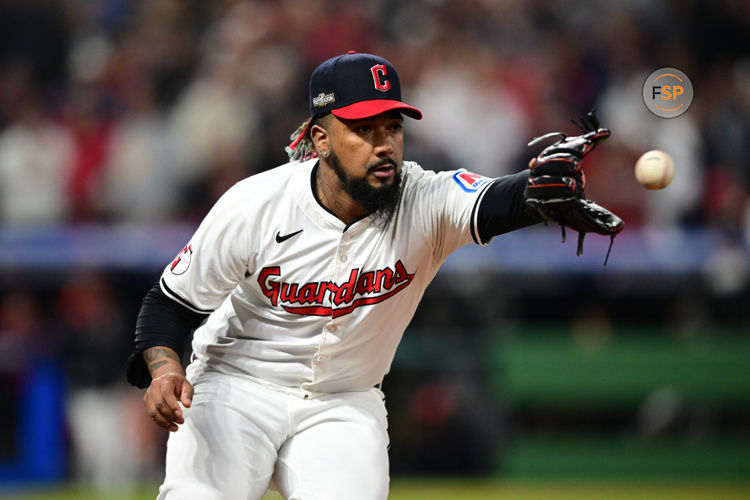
[285, 113, 332, 162]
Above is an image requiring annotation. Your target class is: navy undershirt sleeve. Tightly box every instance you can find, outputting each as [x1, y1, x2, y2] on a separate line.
[125, 283, 208, 388]
[475, 169, 542, 244]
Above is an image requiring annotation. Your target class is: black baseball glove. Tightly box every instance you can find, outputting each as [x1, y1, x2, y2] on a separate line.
[524, 110, 624, 264]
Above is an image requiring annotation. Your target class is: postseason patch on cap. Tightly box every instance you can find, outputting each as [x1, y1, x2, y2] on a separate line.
[452, 170, 491, 192]
[312, 92, 335, 108]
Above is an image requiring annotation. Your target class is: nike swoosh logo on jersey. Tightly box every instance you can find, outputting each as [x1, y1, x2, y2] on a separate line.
[275, 229, 303, 243]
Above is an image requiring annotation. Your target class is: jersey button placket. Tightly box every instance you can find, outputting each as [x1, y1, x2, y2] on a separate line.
[334, 231, 353, 283]
[313, 231, 351, 382]
[327, 229, 354, 347]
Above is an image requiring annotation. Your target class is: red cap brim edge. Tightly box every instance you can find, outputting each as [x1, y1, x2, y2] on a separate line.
[332, 99, 422, 120]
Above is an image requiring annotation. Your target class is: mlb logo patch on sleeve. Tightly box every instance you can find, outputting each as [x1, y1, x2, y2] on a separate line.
[452, 170, 490, 192]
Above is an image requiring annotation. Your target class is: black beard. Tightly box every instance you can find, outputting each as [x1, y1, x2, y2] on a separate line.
[328, 151, 402, 228]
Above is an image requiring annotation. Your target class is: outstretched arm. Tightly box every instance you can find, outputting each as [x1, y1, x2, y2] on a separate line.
[474, 169, 543, 243]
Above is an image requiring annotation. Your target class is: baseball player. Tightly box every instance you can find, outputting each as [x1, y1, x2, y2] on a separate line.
[126, 51, 622, 499]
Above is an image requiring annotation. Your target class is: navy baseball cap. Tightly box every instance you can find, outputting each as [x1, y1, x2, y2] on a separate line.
[309, 51, 422, 120]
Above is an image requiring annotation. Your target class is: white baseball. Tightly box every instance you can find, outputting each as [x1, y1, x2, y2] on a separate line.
[634, 150, 675, 190]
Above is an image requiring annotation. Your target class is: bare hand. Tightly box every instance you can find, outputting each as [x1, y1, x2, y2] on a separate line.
[143, 372, 194, 432]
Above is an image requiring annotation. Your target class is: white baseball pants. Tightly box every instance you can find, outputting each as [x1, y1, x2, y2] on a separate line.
[156, 370, 390, 500]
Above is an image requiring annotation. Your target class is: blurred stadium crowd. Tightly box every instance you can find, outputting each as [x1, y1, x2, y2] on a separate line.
[0, 0, 748, 230]
[0, 0, 748, 492]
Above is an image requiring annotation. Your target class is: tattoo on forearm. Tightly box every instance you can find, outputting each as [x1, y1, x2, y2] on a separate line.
[143, 347, 180, 374]
[149, 360, 169, 371]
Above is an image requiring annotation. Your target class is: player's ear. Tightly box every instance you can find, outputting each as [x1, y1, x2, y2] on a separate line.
[310, 123, 328, 153]
[310, 114, 332, 154]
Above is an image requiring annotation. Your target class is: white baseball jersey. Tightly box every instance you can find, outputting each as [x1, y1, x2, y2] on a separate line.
[160, 158, 493, 395]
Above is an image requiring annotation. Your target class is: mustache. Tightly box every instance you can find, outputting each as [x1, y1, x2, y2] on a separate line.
[367, 158, 398, 172]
